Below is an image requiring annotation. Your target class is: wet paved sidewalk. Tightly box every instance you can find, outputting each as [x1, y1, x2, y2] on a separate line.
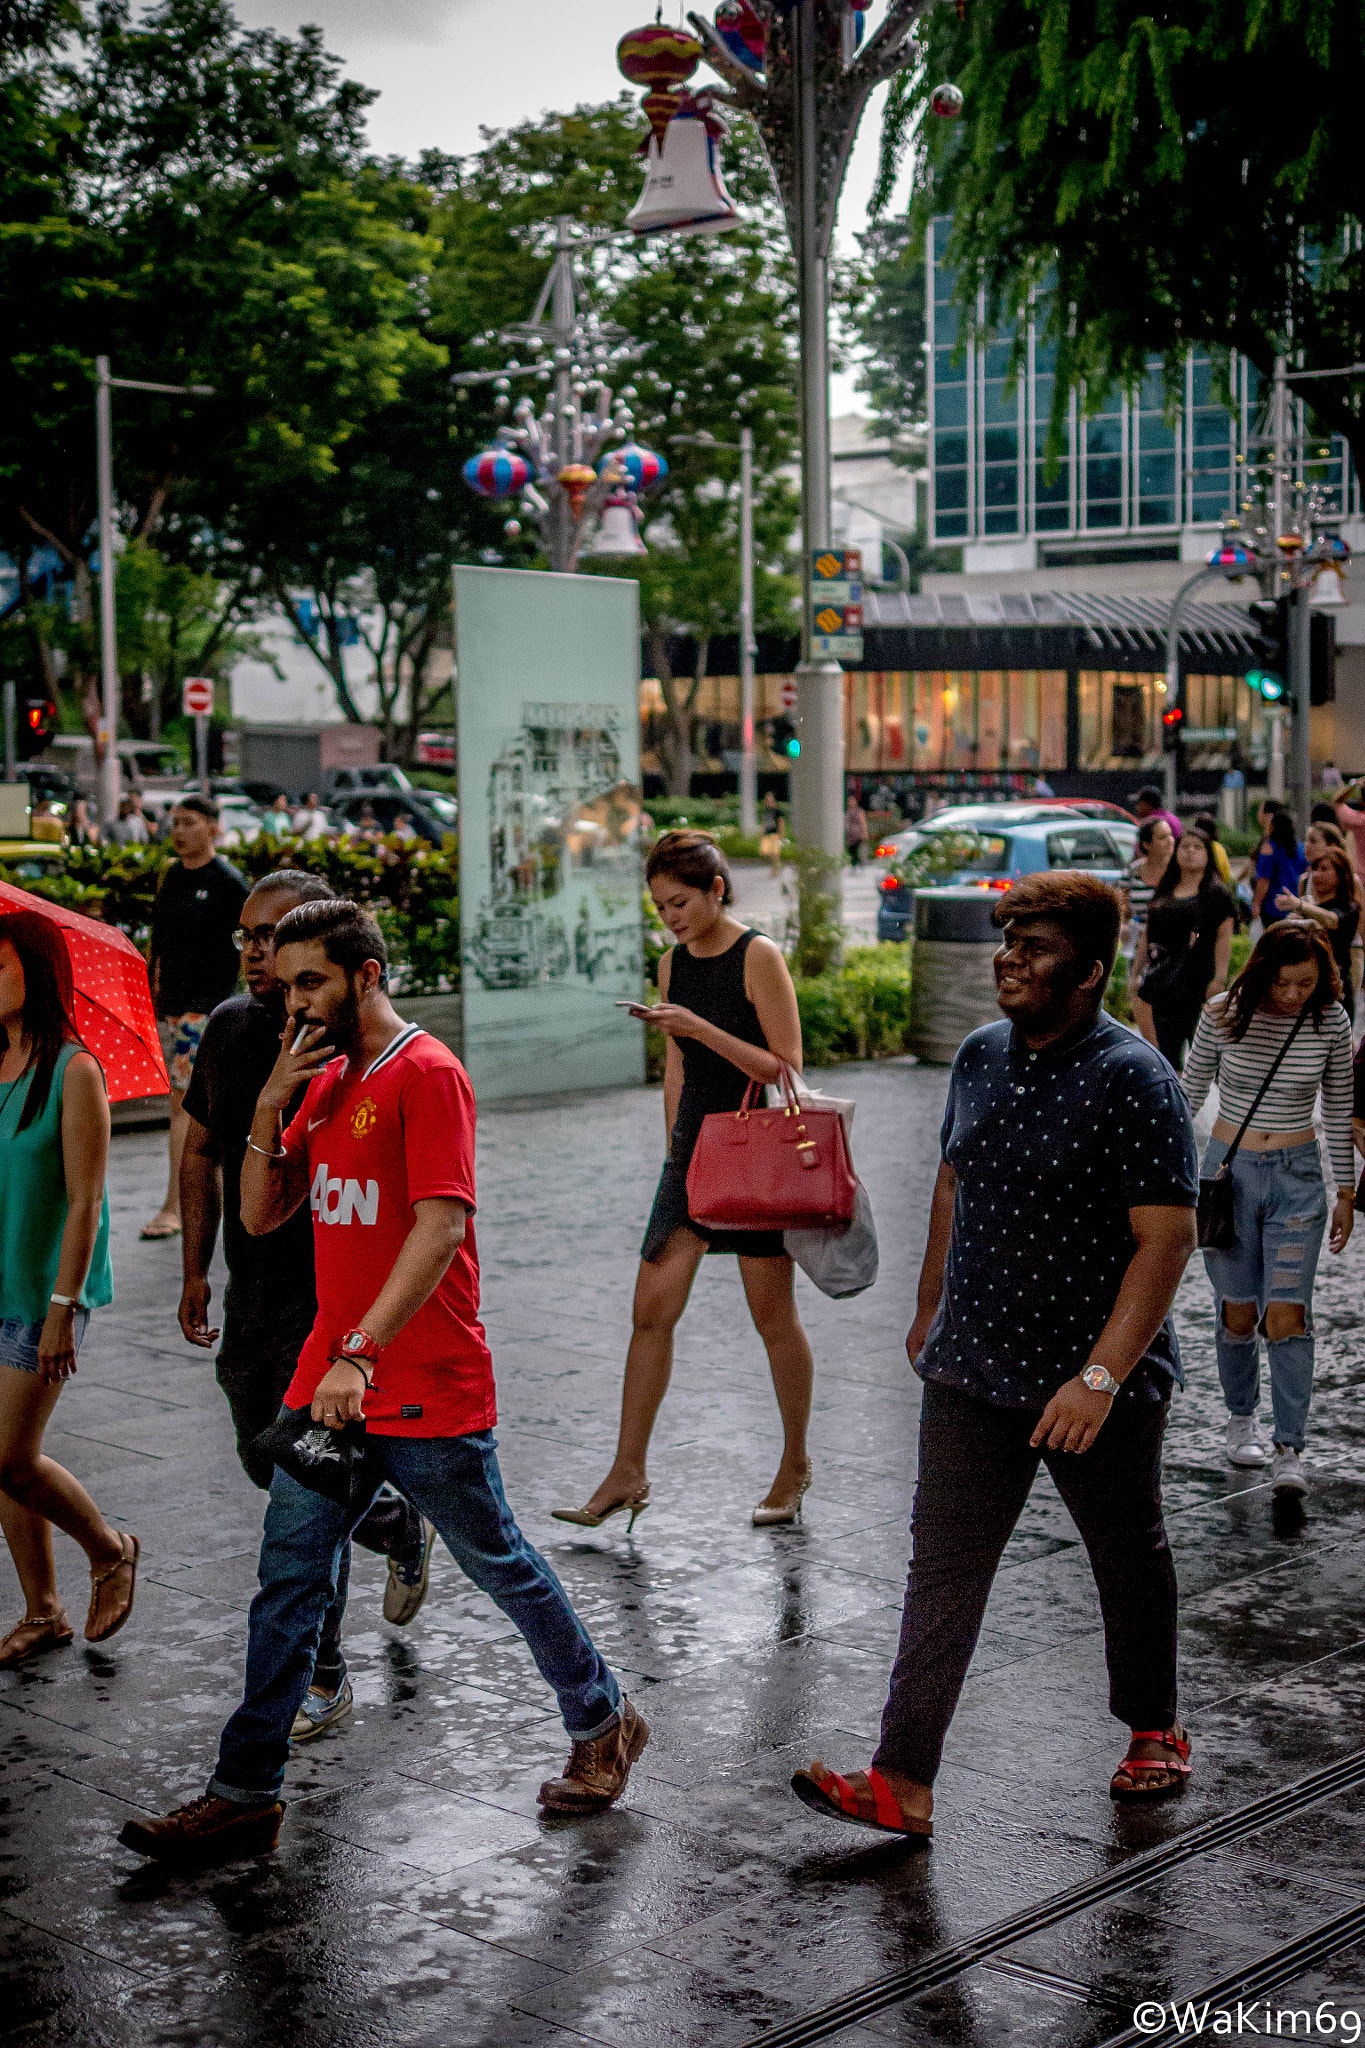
[5, 1059, 1365, 2047]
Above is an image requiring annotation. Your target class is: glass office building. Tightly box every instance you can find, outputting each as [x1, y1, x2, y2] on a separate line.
[927, 217, 1361, 549]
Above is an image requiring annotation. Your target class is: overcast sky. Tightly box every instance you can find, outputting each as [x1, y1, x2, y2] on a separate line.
[234, 0, 912, 413]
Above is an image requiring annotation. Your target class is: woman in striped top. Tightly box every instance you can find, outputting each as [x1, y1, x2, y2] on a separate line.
[1183, 921, 1354, 1498]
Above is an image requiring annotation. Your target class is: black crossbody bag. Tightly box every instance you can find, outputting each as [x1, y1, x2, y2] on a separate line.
[1196, 1009, 1308, 1250]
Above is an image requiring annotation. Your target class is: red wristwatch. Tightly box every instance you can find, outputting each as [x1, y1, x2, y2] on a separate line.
[337, 1328, 380, 1377]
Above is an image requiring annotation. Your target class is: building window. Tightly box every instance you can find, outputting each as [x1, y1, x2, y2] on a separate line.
[1079, 671, 1165, 768]
[1134, 373, 1178, 527]
[1083, 410, 1125, 529]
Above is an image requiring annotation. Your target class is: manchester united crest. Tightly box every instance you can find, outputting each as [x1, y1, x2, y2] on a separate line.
[350, 1095, 379, 1140]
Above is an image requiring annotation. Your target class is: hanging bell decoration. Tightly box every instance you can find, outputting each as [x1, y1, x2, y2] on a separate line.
[1311, 564, 1349, 609]
[714, 0, 765, 72]
[626, 95, 740, 237]
[929, 81, 965, 117]
[586, 494, 648, 558]
[463, 447, 532, 499]
[557, 463, 598, 520]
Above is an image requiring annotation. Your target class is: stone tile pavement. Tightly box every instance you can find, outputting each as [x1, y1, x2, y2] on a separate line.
[4, 1058, 1365, 2045]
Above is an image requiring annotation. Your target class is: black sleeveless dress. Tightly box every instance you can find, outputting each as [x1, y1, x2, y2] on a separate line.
[640, 927, 788, 1262]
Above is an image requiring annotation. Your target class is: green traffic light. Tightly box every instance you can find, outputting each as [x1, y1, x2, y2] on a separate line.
[1246, 668, 1284, 702]
[786, 738, 801, 757]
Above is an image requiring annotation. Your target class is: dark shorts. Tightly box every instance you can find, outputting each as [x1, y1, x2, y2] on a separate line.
[640, 1158, 787, 1264]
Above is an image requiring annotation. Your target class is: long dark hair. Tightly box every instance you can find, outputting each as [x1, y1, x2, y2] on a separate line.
[1268, 810, 1300, 858]
[1152, 833, 1219, 902]
[1219, 918, 1341, 1041]
[0, 911, 83, 1130]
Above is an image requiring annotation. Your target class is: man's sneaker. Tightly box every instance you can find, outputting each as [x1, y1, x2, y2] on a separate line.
[1271, 1445, 1308, 1495]
[290, 1677, 354, 1744]
[383, 1518, 436, 1626]
[1226, 1414, 1269, 1468]
[118, 1794, 284, 1868]
[538, 1698, 650, 1814]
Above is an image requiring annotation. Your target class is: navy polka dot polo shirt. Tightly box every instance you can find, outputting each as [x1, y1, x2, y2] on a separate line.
[917, 1012, 1199, 1410]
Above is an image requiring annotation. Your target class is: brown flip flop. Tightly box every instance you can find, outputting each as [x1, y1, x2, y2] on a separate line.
[86, 1532, 140, 1643]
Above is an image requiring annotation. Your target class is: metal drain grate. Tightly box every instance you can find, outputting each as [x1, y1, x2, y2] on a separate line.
[740, 1747, 1365, 2048]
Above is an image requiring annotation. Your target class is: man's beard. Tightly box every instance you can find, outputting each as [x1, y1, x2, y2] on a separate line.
[314, 984, 363, 1055]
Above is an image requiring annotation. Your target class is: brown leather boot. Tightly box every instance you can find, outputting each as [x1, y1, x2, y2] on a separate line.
[118, 1793, 285, 1867]
[537, 1699, 650, 1813]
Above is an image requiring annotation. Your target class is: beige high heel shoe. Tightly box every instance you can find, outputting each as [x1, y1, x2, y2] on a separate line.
[552, 1484, 651, 1533]
[753, 1462, 813, 1527]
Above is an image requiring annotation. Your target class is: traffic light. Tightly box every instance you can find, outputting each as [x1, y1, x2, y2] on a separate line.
[1246, 596, 1289, 702]
[15, 695, 56, 760]
[769, 714, 800, 759]
[1161, 703, 1184, 750]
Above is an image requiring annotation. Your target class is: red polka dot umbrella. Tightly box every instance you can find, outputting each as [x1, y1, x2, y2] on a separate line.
[0, 881, 169, 1102]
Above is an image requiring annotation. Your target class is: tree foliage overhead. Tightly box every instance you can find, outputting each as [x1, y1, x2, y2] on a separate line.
[881, 0, 1365, 473]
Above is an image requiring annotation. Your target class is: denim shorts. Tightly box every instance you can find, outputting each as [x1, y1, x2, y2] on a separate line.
[0, 1309, 90, 1374]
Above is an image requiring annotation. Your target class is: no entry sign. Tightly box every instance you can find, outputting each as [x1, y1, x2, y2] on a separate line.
[181, 676, 214, 717]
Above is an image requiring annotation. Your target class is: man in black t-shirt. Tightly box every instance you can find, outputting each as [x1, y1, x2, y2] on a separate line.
[179, 869, 432, 1743]
[142, 796, 248, 1240]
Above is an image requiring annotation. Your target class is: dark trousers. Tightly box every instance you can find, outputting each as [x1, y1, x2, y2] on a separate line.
[216, 1281, 421, 1690]
[1150, 997, 1203, 1074]
[873, 1379, 1179, 1786]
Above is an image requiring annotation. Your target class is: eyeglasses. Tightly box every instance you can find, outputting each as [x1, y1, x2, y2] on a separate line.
[233, 923, 278, 951]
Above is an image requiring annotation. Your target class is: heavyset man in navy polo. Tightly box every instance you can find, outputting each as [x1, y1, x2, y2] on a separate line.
[794, 871, 1200, 1837]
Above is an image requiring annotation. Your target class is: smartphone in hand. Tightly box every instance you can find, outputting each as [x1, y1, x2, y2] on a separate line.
[615, 1000, 653, 1017]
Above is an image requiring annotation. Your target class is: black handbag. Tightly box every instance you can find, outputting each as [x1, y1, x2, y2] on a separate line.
[251, 1405, 379, 1516]
[1196, 1009, 1308, 1250]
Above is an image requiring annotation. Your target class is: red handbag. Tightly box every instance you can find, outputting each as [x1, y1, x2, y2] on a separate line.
[686, 1064, 858, 1232]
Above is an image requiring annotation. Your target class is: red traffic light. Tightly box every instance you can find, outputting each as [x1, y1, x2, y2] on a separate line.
[1162, 706, 1184, 727]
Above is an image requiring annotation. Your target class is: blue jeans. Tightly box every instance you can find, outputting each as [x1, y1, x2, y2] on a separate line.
[209, 1430, 621, 1804]
[1200, 1138, 1328, 1451]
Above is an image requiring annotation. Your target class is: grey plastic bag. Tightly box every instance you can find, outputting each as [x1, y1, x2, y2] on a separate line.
[786, 1180, 879, 1299]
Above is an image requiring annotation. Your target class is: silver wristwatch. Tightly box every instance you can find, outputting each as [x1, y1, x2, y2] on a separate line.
[1081, 1363, 1120, 1397]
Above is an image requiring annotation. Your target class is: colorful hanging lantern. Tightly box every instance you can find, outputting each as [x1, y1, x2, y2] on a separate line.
[625, 97, 740, 237]
[616, 22, 701, 88]
[557, 463, 598, 519]
[714, 0, 765, 72]
[930, 81, 965, 117]
[463, 447, 531, 499]
[610, 441, 668, 493]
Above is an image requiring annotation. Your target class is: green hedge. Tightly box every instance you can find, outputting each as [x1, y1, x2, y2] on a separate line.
[10, 835, 461, 997]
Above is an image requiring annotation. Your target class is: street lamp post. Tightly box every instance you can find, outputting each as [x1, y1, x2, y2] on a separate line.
[689, 0, 928, 864]
[94, 357, 213, 827]
[676, 426, 758, 835]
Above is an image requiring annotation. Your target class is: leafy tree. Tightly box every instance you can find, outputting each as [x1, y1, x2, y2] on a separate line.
[849, 217, 929, 442]
[879, 0, 1365, 474]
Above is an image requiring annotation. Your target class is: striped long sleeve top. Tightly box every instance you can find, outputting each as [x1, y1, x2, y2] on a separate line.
[1183, 996, 1355, 1186]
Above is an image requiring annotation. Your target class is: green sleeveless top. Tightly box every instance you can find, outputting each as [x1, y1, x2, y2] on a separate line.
[0, 1042, 113, 1325]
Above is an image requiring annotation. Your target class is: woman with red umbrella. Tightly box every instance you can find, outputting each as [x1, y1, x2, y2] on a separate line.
[0, 911, 139, 1664]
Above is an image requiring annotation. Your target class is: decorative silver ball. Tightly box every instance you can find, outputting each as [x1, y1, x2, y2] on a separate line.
[930, 81, 964, 117]
[503, 519, 521, 538]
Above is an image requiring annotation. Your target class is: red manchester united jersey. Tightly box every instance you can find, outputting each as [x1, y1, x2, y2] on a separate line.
[280, 1025, 496, 1437]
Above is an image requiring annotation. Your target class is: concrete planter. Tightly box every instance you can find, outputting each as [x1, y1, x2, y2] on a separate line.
[401, 990, 464, 1059]
[907, 889, 1002, 1064]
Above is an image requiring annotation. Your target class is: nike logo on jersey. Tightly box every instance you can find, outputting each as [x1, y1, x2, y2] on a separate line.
[308, 1115, 326, 1131]
[310, 1162, 379, 1226]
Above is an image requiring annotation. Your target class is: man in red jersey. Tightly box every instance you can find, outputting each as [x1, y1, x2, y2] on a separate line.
[120, 900, 646, 1869]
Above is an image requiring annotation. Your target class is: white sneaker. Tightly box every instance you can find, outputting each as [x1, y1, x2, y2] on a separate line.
[1270, 1445, 1308, 1495]
[1226, 1414, 1268, 1467]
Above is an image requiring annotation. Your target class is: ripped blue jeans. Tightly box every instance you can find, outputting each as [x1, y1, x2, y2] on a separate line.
[1200, 1138, 1328, 1451]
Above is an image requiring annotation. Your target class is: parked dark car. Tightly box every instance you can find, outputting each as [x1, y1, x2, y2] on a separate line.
[876, 820, 1131, 942]
[331, 792, 455, 842]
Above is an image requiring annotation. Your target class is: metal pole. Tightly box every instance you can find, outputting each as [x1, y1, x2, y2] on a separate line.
[195, 711, 208, 789]
[788, 0, 844, 867]
[2, 681, 14, 784]
[95, 355, 121, 829]
[549, 218, 575, 574]
[1289, 579, 1313, 829]
[1163, 566, 1218, 815]
[738, 425, 757, 837]
[1271, 355, 1287, 600]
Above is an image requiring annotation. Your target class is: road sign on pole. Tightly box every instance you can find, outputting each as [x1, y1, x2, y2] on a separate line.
[810, 548, 863, 661]
[181, 676, 214, 717]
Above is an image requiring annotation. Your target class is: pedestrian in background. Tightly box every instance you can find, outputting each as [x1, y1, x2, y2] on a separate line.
[1184, 921, 1354, 1495]
[1136, 831, 1236, 1071]
[1130, 785, 1182, 840]
[1189, 813, 1234, 888]
[844, 792, 869, 866]
[263, 794, 293, 839]
[141, 795, 247, 1241]
[293, 792, 329, 841]
[1124, 816, 1175, 1044]
[67, 795, 100, 848]
[108, 793, 150, 846]
[793, 873, 1199, 1834]
[0, 911, 137, 1665]
[556, 830, 816, 1532]
[178, 870, 433, 1742]
[1281, 843, 1362, 1025]
[1254, 809, 1306, 926]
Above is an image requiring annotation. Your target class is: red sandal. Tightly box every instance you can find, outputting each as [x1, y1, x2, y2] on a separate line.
[791, 1759, 932, 1838]
[1110, 1725, 1192, 1802]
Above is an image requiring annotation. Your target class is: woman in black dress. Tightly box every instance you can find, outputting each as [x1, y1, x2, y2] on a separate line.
[1135, 831, 1236, 1070]
[554, 831, 814, 1531]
